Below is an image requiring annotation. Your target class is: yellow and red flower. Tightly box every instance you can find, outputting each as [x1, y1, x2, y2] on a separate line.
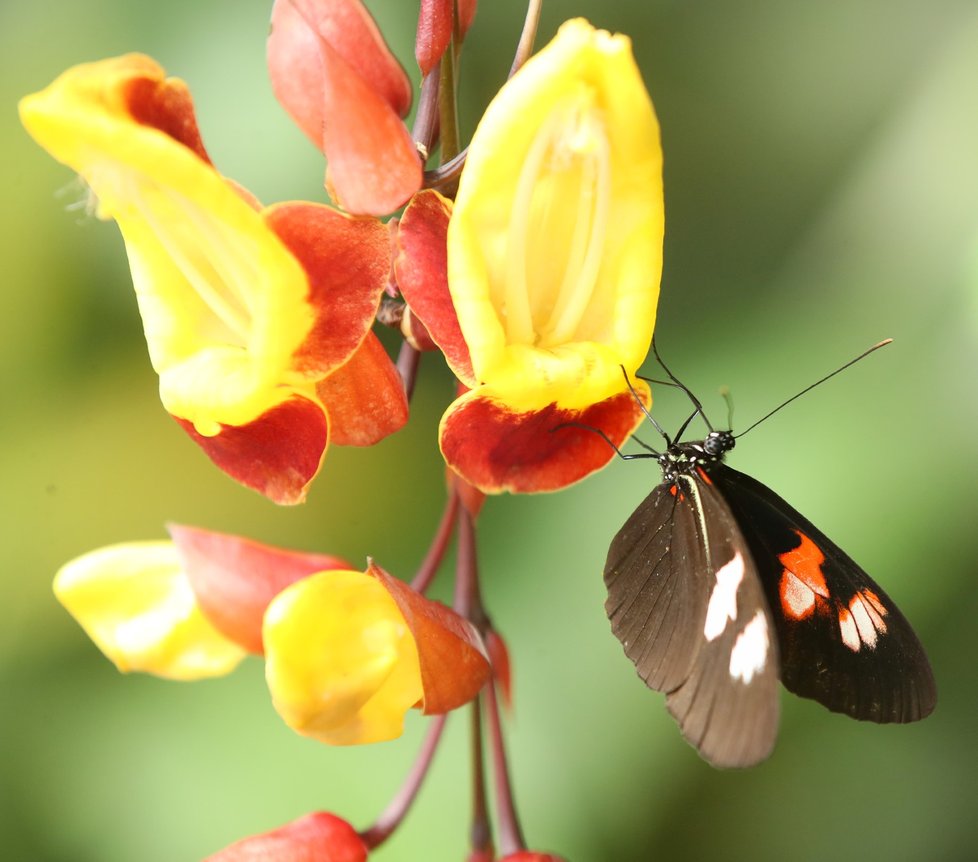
[264, 560, 490, 745]
[19, 55, 407, 504]
[55, 526, 490, 745]
[396, 20, 664, 494]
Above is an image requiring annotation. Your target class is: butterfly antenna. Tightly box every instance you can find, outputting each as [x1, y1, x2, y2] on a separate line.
[735, 338, 893, 439]
[551, 421, 661, 459]
[720, 385, 734, 431]
[620, 366, 672, 446]
[651, 339, 715, 438]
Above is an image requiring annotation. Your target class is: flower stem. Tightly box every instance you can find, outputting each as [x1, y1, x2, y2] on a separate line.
[453, 504, 487, 626]
[469, 695, 493, 858]
[438, 29, 461, 164]
[359, 714, 449, 849]
[509, 0, 543, 78]
[485, 679, 526, 855]
[412, 62, 441, 160]
[396, 340, 421, 402]
[410, 489, 460, 594]
[423, 149, 467, 190]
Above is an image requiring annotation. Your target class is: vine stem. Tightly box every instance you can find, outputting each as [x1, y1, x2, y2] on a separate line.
[359, 714, 449, 849]
[411, 490, 461, 594]
[453, 503, 486, 625]
[423, 0, 544, 191]
[413, 60, 442, 158]
[485, 677, 525, 855]
[509, 0, 543, 78]
[469, 695, 493, 858]
[396, 339, 421, 403]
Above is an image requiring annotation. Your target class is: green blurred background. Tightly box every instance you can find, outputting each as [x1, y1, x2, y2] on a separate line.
[3, 1, 977, 860]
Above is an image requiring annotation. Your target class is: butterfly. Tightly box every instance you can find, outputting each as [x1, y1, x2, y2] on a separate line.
[602, 341, 936, 767]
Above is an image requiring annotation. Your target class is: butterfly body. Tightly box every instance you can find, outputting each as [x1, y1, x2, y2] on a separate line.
[604, 429, 936, 768]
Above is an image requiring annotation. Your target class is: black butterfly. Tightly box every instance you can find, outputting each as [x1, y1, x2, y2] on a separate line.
[602, 342, 936, 768]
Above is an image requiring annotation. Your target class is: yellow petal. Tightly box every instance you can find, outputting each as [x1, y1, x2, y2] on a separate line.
[263, 570, 423, 745]
[19, 55, 316, 435]
[54, 542, 246, 680]
[448, 19, 663, 411]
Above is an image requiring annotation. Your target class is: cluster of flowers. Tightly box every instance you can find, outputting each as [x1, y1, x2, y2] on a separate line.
[20, 1, 664, 858]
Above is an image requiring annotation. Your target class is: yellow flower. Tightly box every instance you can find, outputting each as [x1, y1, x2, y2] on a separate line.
[20, 55, 405, 503]
[449, 18, 662, 412]
[263, 562, 490, 745]
[411, 20, 664, 493]
[264, 569, 423, 745]
[53, 530, 490, 745]
[54, 542, 245, 680]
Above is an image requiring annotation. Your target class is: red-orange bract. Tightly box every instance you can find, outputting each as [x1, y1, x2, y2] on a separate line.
[204, 812, 368, 862]
[268, 0, 422, 215]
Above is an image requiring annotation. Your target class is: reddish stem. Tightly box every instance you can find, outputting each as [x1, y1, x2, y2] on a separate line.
[396, 340, 421, 402]
[469, 695, 493, 858]
[423, 149, 467, 190]
[359, 714, 449, 849]
[485, 679, 525, 855]
[453, 504, 487, 625]
[412, 61, 442, 159]
[410, 490, 460, 594]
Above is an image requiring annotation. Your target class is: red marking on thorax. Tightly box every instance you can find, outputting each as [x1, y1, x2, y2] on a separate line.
[696, 467, 713, 485]
[778, 531, 829, 620]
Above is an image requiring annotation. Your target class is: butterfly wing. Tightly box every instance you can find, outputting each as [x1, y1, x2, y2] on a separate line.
[712, 463, 937, 723]
[604, 473, 780, 767]
[604, 482, 705, 694]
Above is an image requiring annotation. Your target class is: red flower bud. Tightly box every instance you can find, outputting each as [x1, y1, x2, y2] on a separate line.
[268, 0, 421, 214]
[204, 812, 368, 861]
[499, 853, 567, 862]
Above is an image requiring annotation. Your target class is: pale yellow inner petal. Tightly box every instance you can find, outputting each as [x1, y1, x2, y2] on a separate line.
[95, 163, 315, 434]
[135, 189, 253, 345]
[503, 86, 612, 349]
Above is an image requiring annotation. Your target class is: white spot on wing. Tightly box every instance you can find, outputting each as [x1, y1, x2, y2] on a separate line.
[839, 608, 860, 651]
[839, 591, 888, 652]
[849, 595, 879, 649]
[704, 552, 745, 641]
[729, 610, 769, 683]
[780, 570, 815, 619]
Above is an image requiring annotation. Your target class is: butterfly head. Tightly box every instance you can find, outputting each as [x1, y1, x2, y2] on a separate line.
[703, 430, 735, 458]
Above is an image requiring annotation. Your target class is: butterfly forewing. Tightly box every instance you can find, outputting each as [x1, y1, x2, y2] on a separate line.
[713, 464, 937, 723]
[605, 471, 781, 767]
[604, 483, 706, 693]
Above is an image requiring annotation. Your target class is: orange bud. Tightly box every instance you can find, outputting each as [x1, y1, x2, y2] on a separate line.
[268, 0, 421, 214]
[204, 812, 367, 862]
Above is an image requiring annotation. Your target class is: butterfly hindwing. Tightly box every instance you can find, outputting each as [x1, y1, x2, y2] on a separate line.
[605, 472, 781, 767]
[712, 463, 937, 723]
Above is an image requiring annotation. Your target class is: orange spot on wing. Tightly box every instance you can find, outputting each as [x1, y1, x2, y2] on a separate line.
[670, 484, 678, 497]
[696, 467, 713, 485]
[778, 531, 829, 621]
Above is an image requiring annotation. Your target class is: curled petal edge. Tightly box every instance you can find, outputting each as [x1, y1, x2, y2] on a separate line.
[439, 381, 652, 494]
